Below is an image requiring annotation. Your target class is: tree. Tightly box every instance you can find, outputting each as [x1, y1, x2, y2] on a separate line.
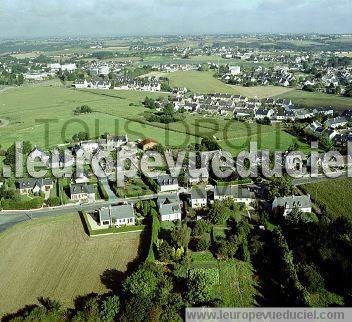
[201, 137, 220, 151]
[123, 268, 159, 299]
[72, 131, 89, 142]
[208, 201, 232, 225]
[268, 176, 293, 200]
[319, 132, 333, 151]
[4, 141, 32, 167]
[143, 97, 157, 109]
[99, 295, 120, 321]
[170, 223, 191, 249]
[186, 270, 216, 305]
[285, 208, 315, 225]
[46, 196, 61, 207]
[299, 264, 326, 293]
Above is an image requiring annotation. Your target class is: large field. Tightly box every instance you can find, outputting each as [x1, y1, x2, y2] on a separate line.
[0, 86, 194, 149]
[0, 214, 146, 316]
[276, 90, 352, 110]
[300, 178, 352, 219]
[0, 85, 307, 156]
[164, 70, 293, 98]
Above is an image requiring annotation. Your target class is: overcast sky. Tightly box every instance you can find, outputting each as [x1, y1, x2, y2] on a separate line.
[1, 0, 351, 38]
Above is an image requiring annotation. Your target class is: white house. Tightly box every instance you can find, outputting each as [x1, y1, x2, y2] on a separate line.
[70, 183, 95, 203]
[214, 186, 254, 206]
[157, 175, 179, 193]
[99, 204, 135, 227]
[18, 178, 54, 197]
[255, 109, 275, 120]
[157, 194, 182, 222]
[74, 80, 89, 89]
[190, 188, 208, 209]
[325, 117, 348, 129]
[272, 195, 312, 216]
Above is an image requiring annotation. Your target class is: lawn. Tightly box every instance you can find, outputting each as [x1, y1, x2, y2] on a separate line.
[276, 90, 352, 110]
[300, 178, 352, 219]
[0, 213, 147, 316]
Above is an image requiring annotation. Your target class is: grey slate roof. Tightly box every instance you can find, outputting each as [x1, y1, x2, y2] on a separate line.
[70, 183, 94, 195]
[214, 186, 253, 199]
[156, 175, 178, 186]
[18, 178, 53, 189]
[273, 195, 311, 209]
[99, 205, 135, 222]
[190, 188, 207, 200]
[159, 203, 181, 217]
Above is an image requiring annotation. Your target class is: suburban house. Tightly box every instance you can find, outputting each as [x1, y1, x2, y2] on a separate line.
[190, 188, 208, 209]
[28, 146, 50, 166]
[70, 183, 96, 202]
[325, 117, 348, 129]
[272, 195, 312, 216]
[99, 204, 135, 227]
[213, 186, 254, 205]
[157, 194, 182, 222]
[18, 178, 54, 196]
[139, 138, 158, 151]
[156, 175, 179, 192]
[187, 169, 209, 185]
[255, 109, 274, 120]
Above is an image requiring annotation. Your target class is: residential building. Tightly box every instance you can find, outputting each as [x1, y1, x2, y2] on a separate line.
[157, 194, 182, 222]
[70, 183, 95, 202]
[214, 185, 254, 205]
[190, 188, 208, 209]
[18, 178, 54, 195]
[99, 204, 135, 227]
[157, 175, 179, 192]
[272, 195, 312, 216]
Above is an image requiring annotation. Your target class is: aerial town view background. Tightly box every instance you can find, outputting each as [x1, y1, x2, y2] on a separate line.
[0, 1, 352, 321]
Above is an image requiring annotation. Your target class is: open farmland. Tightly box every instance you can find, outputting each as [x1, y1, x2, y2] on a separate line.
[0, 213, 147, 316]
[300, 178, 352, 219]
[276, 90, 352, 110]
[0, 86, 195, 149]
[0, 86, 308, 156]
[164, 70, 292, 97]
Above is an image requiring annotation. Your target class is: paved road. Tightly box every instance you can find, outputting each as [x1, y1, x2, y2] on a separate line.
[0, 194, 158, 233]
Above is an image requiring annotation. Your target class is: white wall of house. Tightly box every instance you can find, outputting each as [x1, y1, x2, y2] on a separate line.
[160, 213, 181, 222]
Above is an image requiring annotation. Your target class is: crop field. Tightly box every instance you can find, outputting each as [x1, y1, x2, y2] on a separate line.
[300, 178, 352, 219]
[276, 90, 352, 110]
[0, 213, 146, 316]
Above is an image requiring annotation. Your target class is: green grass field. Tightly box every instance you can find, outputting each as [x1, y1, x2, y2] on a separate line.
[276, 90, 352, 110]
[164, 70, 294, 97]
[0, 214, 146, 316]
[0, 86, 195, 149]
[300, 178, 352, 219]
[0, 86, 307, 156]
